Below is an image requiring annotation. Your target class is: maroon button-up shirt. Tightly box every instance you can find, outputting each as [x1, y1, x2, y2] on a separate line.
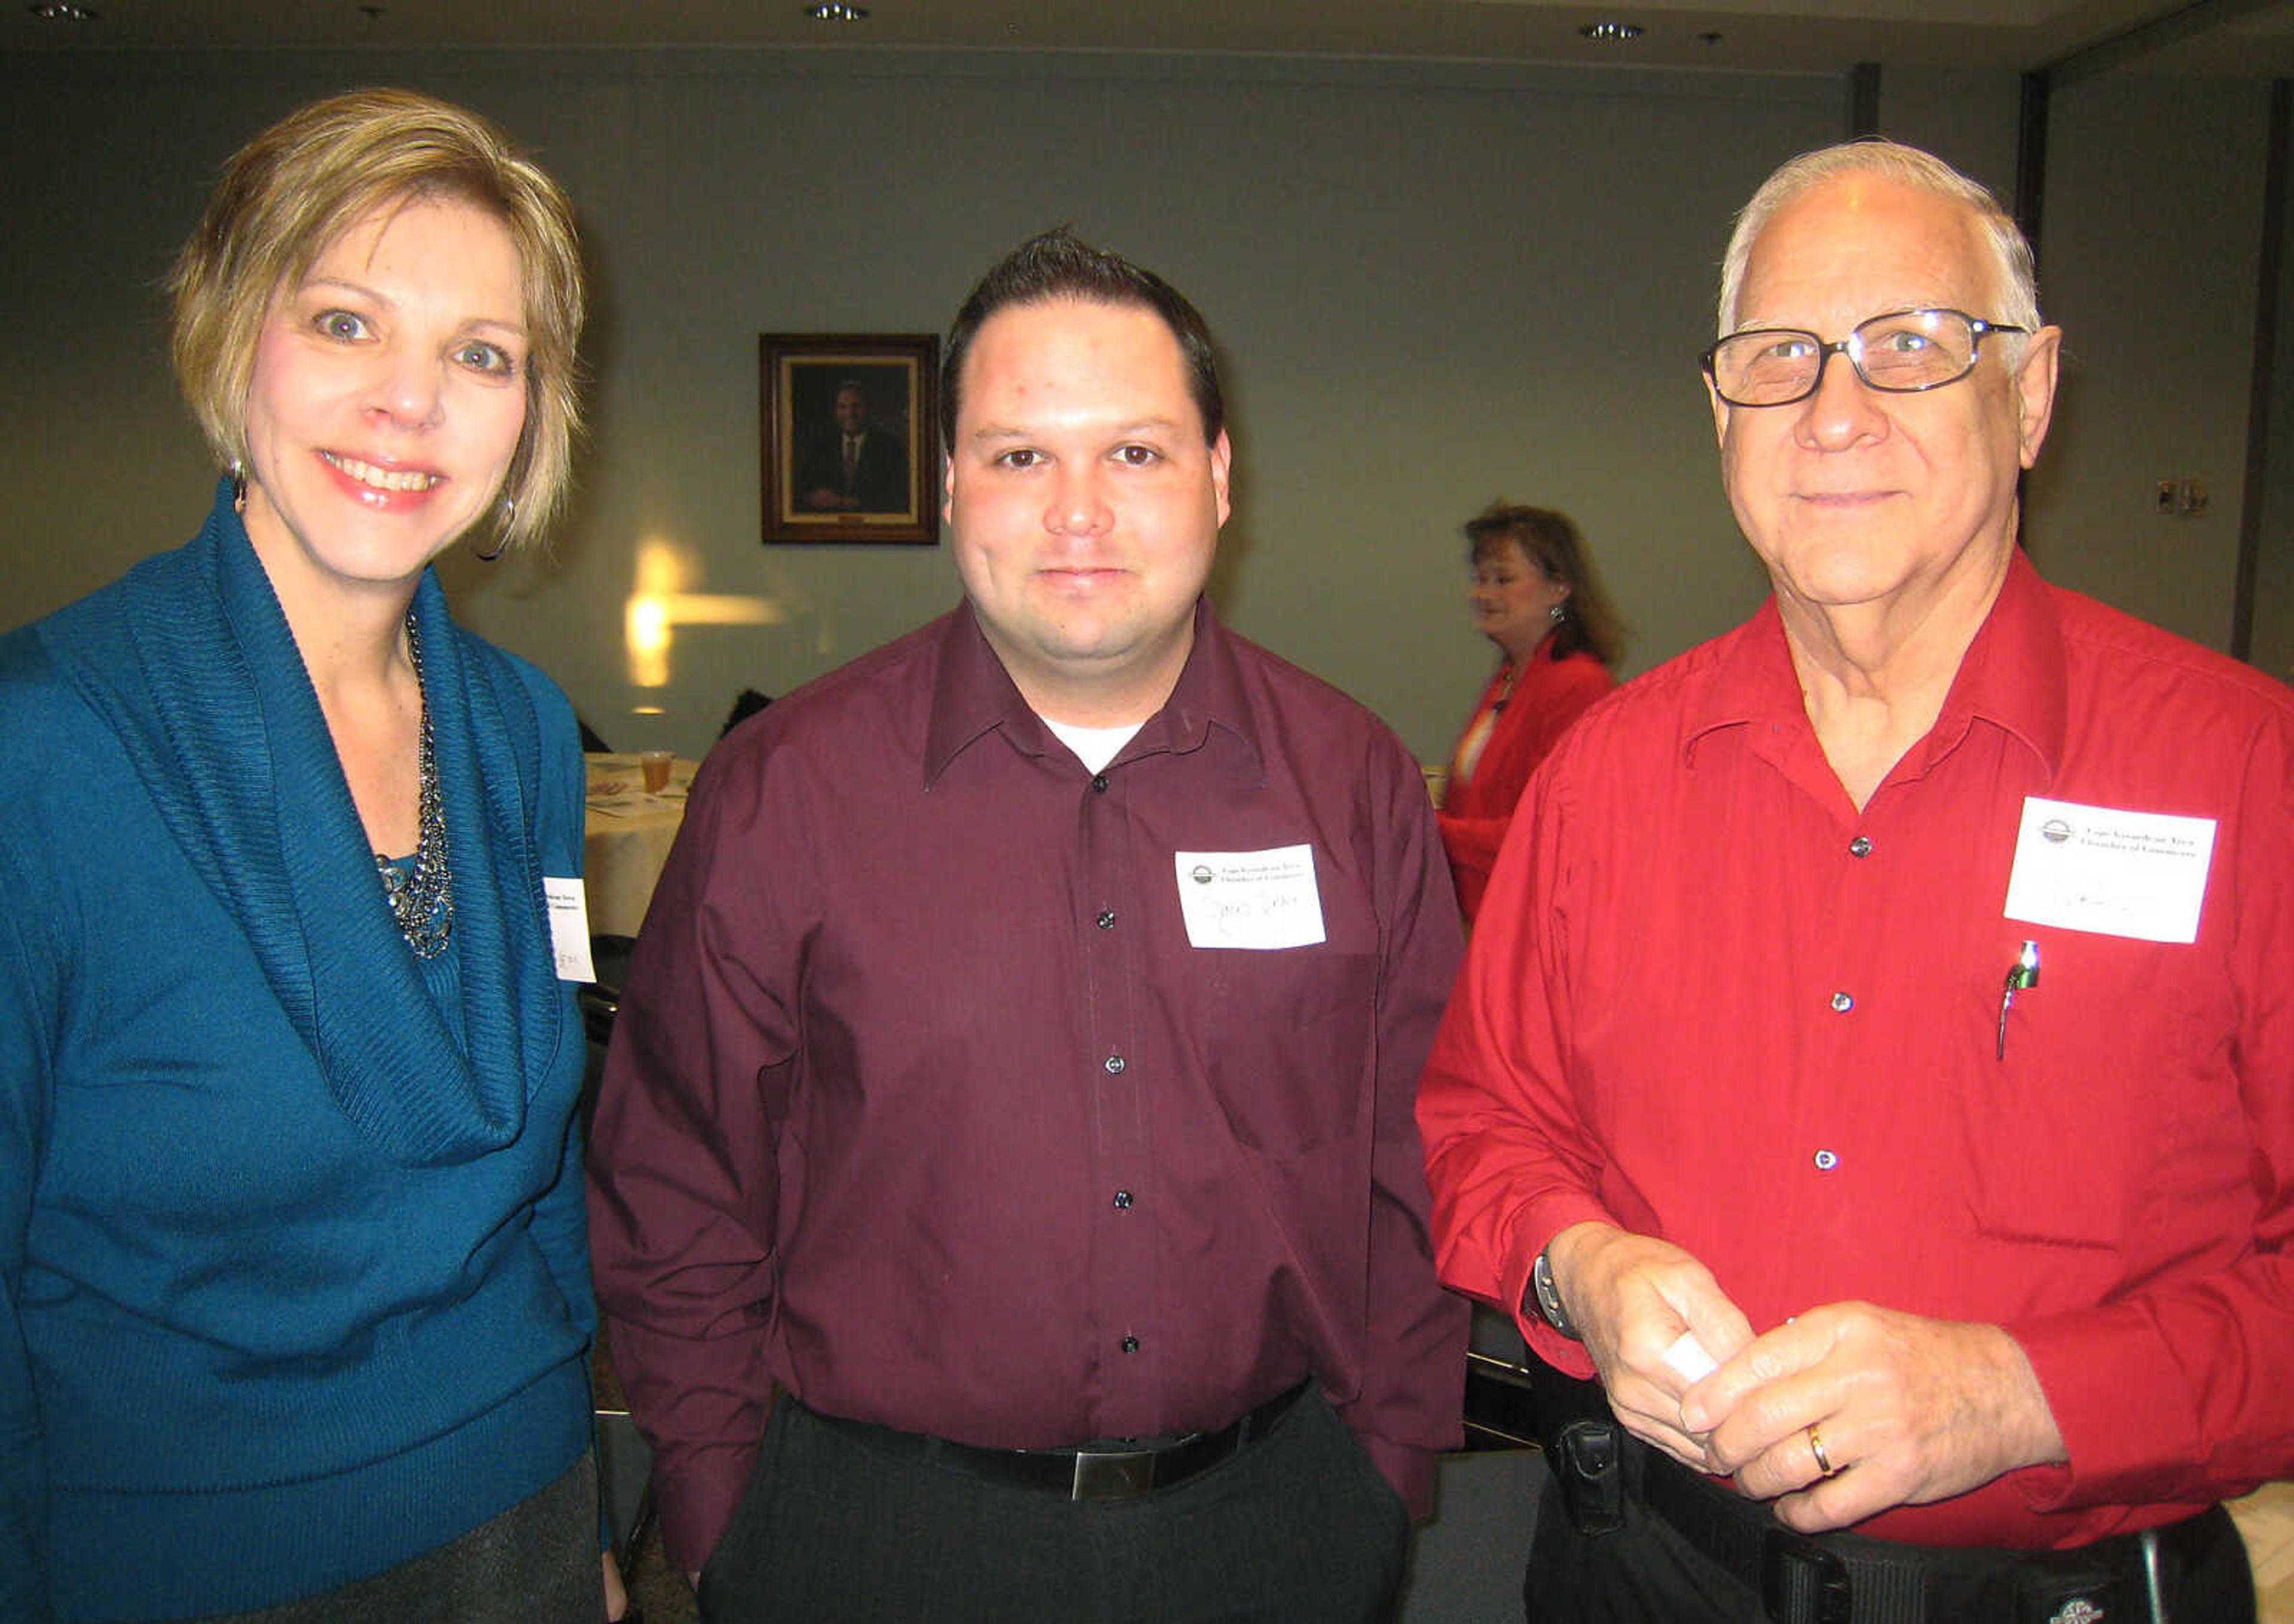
[588, 602, 1467, 1568]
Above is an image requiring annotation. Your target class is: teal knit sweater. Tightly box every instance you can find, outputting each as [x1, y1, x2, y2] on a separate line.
[0, 485, 594, 1621]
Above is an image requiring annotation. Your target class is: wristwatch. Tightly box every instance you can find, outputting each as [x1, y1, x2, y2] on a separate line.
[1528, 1247, 1583, 1341]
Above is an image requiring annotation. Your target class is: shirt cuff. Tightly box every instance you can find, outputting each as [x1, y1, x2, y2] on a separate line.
[1502, 1198, 1612, 1380]
[2010, 1301, 2191, 1511]
[653, 1445, 761, 1576]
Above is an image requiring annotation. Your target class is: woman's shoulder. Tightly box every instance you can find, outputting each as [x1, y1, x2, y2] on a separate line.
[443, 622, 579, 751]
[0, 621, 155, 891]
[0, 617, 105, 746]
[1546, 643, 1617, 683]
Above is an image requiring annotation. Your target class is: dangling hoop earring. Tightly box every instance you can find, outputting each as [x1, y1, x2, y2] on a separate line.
[472, 496, 514, 563]
[229, 461, 248, 514]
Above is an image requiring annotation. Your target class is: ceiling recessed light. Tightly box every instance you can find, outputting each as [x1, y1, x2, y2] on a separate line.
[1579, 21, 1645, 41]
[27, 3, 100, 19]
[805, 2, 869, 19]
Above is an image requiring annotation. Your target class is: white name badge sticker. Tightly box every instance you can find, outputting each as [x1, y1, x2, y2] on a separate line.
[544, 877, 596, 981]
[2001, 796, 2215, 944]
[1174, 845, 1327, 951]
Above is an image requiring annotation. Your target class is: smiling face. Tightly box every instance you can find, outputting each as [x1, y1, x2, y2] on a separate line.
[239, 194, 529, 611]
[1711, 172, 2059, 626]
[944, 297, 1231, 724]
[1470, 537, 1568, 662]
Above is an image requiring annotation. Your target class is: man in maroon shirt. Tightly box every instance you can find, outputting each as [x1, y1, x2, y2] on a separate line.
[588, 231, 1466, 1622]
[1421, 142, 2290, 1621]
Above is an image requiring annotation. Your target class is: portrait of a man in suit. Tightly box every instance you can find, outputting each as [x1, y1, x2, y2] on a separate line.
[796, 375, 911, 515]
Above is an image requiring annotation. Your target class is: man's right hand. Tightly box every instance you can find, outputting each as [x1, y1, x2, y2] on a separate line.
[1544, 1221, 1756, 1466]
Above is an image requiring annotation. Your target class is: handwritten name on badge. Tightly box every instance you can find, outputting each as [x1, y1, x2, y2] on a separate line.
[1174, 845, 1327, 951]
[2001, 796, 2215, 944]
[544, 877, 596, 981]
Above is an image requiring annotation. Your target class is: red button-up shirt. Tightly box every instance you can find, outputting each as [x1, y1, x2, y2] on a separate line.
[1420, 552, 2294, 1548]
[590, 602, 1466, 1567]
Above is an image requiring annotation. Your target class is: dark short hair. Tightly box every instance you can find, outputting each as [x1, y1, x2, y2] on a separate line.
[940, 228, 1223, 451]
[1464, 502, 1627, 670]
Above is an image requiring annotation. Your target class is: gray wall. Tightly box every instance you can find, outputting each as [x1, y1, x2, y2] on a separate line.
[2247, 89, 2294, 686]
[1, 48, 2277, 766]
[1871, 66, 2026, 199]
[4, 48, 1840, 762]
[2029, 74, 2280, 651]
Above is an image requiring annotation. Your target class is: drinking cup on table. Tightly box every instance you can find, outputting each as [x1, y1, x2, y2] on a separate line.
[639, 749, 674, 794]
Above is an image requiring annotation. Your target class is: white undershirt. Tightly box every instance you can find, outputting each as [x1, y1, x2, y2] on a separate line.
[1452, 703, 1499, 787]
[1042, 717, 1143, 774]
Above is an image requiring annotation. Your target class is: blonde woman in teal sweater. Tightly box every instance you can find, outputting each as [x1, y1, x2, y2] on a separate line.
[0, 91, 620, 1622]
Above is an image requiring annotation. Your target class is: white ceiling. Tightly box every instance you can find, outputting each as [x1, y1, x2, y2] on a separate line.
[8, 0, 2293, 76]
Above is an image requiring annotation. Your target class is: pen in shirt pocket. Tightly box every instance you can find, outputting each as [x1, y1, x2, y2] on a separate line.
[1996, 939, 2040, 1061]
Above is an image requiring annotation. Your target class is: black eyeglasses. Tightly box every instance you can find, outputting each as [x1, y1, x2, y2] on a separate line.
[1701, 308, 2028, 408]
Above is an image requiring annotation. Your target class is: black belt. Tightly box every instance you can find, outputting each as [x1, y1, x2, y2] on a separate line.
[1636, 1441, 2236, 1624]
[801, 1380, 1308, 1503]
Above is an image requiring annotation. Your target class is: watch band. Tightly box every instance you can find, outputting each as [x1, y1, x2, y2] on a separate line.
[1530, 1247, 1582, 1340]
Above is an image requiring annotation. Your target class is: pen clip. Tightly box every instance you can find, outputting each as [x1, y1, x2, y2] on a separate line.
[1996, 940, 2040, 1060]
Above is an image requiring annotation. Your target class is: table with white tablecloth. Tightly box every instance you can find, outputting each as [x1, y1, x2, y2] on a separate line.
[583, 753, 696, 941]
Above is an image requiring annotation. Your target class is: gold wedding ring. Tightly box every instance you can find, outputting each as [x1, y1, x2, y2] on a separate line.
[1807, 1424, 1840, 1478]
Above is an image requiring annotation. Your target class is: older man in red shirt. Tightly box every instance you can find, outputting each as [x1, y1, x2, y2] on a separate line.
[1421, 140, 2292, 1623]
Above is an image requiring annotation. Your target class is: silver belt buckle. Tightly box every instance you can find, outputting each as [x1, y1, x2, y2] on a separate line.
[1071, 1448, 1156, 1501]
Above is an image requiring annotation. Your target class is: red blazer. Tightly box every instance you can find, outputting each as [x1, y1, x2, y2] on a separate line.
[1439, 640, 1614, 924]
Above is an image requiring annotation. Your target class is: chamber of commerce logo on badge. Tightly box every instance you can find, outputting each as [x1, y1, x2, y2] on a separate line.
[1189, 865, 1215, 885]
[2040, 818, 2073, 845]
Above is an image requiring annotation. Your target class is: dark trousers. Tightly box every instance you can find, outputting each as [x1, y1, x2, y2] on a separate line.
[699, 1387, 1409, 1623]
[1523, 1474, 2258, 1624]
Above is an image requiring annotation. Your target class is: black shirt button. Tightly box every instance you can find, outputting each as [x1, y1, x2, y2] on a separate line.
[1090, 774, 1109, 793]
[1104, 1055, 1125, 1075]
[1096, 910, 1117, 929]
[1849, 836, 1873, 858]
[1113, 1190, 1133, 1209]
[1120, 1336, 1140, 1354]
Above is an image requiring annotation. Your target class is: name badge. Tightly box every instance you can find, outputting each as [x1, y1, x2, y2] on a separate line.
[1174, 845, 1327, 951]
[2001, 796, 2215, 944]
[544, 876, 596, 981]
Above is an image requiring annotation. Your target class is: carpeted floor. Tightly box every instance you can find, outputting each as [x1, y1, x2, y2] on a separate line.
[2233, 1479, 2294, 1623]
[622, 1522, 696, 1624]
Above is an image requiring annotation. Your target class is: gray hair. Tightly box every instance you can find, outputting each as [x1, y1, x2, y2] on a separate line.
[1716, 139, 2040, 339]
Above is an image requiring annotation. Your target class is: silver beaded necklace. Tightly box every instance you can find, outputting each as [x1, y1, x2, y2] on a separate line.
[375, 612, 453, 958]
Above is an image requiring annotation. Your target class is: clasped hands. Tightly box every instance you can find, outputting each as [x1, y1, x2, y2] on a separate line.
[1545, 1223, 2066, 1533]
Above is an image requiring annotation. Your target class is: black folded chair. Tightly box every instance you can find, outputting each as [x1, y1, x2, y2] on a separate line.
[579, 968, 660, 1603]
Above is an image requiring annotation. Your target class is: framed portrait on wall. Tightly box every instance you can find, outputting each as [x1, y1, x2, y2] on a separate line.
[760, 333, 940, 545]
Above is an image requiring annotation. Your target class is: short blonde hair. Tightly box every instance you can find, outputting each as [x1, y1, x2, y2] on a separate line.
[1717, 139, 2040, 340]
[168, 88, 586, 552]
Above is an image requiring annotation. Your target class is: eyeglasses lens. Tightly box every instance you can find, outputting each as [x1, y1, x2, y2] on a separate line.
[1856, 311, 1977, 390]
[1711, 309, 1980, 406]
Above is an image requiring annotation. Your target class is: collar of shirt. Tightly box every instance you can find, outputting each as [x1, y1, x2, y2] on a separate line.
[922, 598, 1268, 790]
[1677, 548, 2070, 790]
